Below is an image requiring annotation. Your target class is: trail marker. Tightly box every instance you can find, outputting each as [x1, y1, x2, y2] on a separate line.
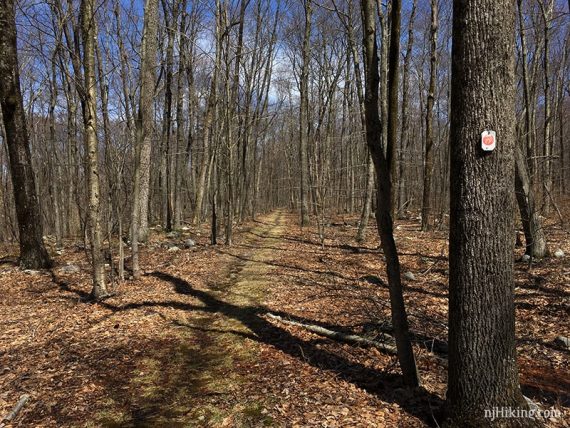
[481, 130, 496, 151]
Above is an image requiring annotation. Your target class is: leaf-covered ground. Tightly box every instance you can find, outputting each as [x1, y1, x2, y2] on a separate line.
[0, 210, 568, 427]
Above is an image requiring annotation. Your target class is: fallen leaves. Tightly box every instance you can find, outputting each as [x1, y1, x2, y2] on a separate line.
[0, 210, 568, 426]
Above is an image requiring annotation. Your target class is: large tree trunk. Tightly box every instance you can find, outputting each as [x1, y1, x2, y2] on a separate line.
[421, 0, 438, 232]
[445, 0, 538, 425]
[0, 0, 52, 269]
[361, 0, 419, 388]
[80, 0, 107, 298]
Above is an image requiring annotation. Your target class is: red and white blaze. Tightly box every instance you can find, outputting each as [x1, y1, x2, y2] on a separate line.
[481, 130, 496, 151]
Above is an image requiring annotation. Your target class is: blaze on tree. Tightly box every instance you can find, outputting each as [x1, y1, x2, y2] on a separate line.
[0, 0, 52, 269]
[445, 0, 540, 426]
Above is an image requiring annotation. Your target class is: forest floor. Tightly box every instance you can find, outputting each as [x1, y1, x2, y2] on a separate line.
[0, 210, 569, 427]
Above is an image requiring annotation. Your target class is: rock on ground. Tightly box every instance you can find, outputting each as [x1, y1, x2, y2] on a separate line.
[59, 264, 81, 274]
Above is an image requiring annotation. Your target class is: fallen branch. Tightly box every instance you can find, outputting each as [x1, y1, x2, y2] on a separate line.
[0, 394, 30, 427]
[265, 312, 398, 355]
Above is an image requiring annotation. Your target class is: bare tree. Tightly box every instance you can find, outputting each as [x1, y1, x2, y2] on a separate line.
[539, 0, 554, 214]
[299, 0, 312, 226]
[0, 0, 52, 269]
[80, 0, 107, 298]
[515, 144, 548, 258]
[131, 0, 159, 279]
[398, 0, 417, 216]
[193, 0, 222, 225]
[361, 0, 419, 387]
[386, 0, 402, 215]
[421, 0, 438, 231]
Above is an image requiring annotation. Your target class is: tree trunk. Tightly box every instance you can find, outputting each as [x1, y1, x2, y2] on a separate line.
[445, 0, 538, 424]
[160, 0, 176, 232]
[515, 145, 548, 258]
[299, 0, 313, 226]
[517, 0, 536, 187]
[356, 155, 374, 244]
[173, 0, 188, 230]
[80, 0, 107, 298]
[539, 0, 553, 215]
[386, 0, 401, 216]
[361, 0, 419, 388]
[0, 0, 52, 269]
[131, 0, 159, 279]
[398, 0, 416, 216]
[193, 1, 221, 225]
[299, 0, 312, 227]
[48, 54, 63, 247]
[421, 0, 438, 232]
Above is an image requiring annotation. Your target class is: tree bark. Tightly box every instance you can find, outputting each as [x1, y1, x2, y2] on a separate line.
[515, 145, 548, 258]
[539, 0, 553, 215]
[160, 0, 176, 232]
[173, 0, 188, 230]
[193, 1, 221, 225]
[421, 0, 438, 231]
[517, 0, 536, 186]
[357, 156, 374, 244]
[131, 0, 159, 279]
[298, 0, 312, 227]
[398, 0, 416, 216]
[361, 0, 419, 388]
[0, 0, 52, 269]
[445, 0, 539, 425]
[386, 0, 401, 216]
[80, 0, 107, 298]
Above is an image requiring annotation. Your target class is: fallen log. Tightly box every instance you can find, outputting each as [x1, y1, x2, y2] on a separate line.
[265, 313, 398, 355]
[0, 394, 30, 427]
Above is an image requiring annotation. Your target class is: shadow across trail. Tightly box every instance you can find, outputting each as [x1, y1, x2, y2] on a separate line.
[148, 271, 443, 426]
[215, 249, 357, 282]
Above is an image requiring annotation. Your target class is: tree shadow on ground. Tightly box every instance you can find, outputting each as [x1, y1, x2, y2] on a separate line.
[215, 249, 357, 282]
[515, 274, 570, 299]
[43, 270, 568, 425]
[260, 231, 382, 254]
[0, 256, 19, 267]
[145, 271, 444, 426]
[359, 274, 449, 299]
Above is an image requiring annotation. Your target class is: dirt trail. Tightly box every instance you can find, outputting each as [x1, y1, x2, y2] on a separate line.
[217, 210, 286, 308]
[108, 210, 289, 427]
